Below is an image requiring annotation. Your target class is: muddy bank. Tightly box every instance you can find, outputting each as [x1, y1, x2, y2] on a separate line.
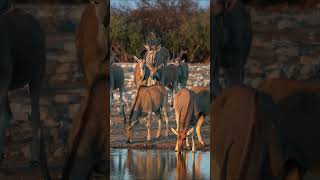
[110, 118, 210, 151]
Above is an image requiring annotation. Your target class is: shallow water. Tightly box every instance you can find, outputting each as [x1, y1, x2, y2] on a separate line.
[110, 148, 210, 180]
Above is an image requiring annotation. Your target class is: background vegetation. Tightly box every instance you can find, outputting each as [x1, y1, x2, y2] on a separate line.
[110, 0, 210, 63]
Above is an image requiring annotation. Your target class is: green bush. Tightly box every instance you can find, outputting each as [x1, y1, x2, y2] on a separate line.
[111, 0, 209, 63]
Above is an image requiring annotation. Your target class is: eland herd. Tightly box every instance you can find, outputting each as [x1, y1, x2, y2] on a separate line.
[110, 33, 210, 153]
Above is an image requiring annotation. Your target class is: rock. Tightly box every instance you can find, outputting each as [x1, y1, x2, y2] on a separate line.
[40, 111, 49, 121]
[278, 19, 298, 30]
[300, 64, 316, 77]
[21, 105, 31, 113]
[13, 112, 28, 121]
[53, 147, 65, 159]
[50, 74, 69, 83]
[68, 104, 81, 116]
[251, 78, 264, 88]
[56, 63, 72, 74]
[300, 56, 319, 65]
[50, 128, 60, 145]
[39, 98, 52, 106]
[57, 56, 77, 63]
[303, 14, 320, 27]
[246, 61, 264, 75]
[10, 103, 22, 113]
[21, 145, 31, 160]
[283, 64, 299, 78]
[266, 63, 282, 71]
[44, 118, 59, 128]
[59, 20, 77, 33]
[267, 70, 282, 79]
[54, 95, 69, 104]
[275, 46, 299, 59]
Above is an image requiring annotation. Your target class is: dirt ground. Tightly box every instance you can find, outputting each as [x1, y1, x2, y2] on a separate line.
[110, 63, 210, 151]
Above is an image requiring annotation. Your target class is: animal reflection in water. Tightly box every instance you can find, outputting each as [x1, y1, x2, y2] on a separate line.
[110, 149, 210, 180]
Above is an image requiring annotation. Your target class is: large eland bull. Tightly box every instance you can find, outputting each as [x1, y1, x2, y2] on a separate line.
[211, 81, 320, 180]
[0, 8, 46, 167]
[257, 79, 320, 179]
[211, 86, 286, 180]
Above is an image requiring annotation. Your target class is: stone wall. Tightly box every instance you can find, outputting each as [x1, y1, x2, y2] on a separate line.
[6, 5, 89, 160]
[244, 6, 320, 87]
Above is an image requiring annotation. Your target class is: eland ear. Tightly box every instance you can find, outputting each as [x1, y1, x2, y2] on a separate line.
[187, 128, 194, 136]
[156, 45, 161, 52]
[171, 127, 178, 135]
[144, 44, 150, 51]
[133, 56, 140, 62]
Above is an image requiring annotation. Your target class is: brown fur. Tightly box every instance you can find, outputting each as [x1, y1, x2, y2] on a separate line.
[127, 84, 169, 142]
[258, 79, 320, 179]
[257, 79, 320, 102]
[172, 88, 199, 152]
[211, 86, 285, 180]
[191, 86, 210, 145]
[76, 1, 107, 86]
[62, 76, 108, 179]
[133, 57, 150, 88]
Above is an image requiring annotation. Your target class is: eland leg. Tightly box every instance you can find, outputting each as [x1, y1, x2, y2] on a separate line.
[171, 89, 174, 107]
[186, 135, 190, 149]
[196, 115, 205, 145]
[147, 112, 152, 141]
[191, 127, 196, 153]
[156, 112, 162, 139]
[162, 108, 169, 138]
[119, 88, 126, 126]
